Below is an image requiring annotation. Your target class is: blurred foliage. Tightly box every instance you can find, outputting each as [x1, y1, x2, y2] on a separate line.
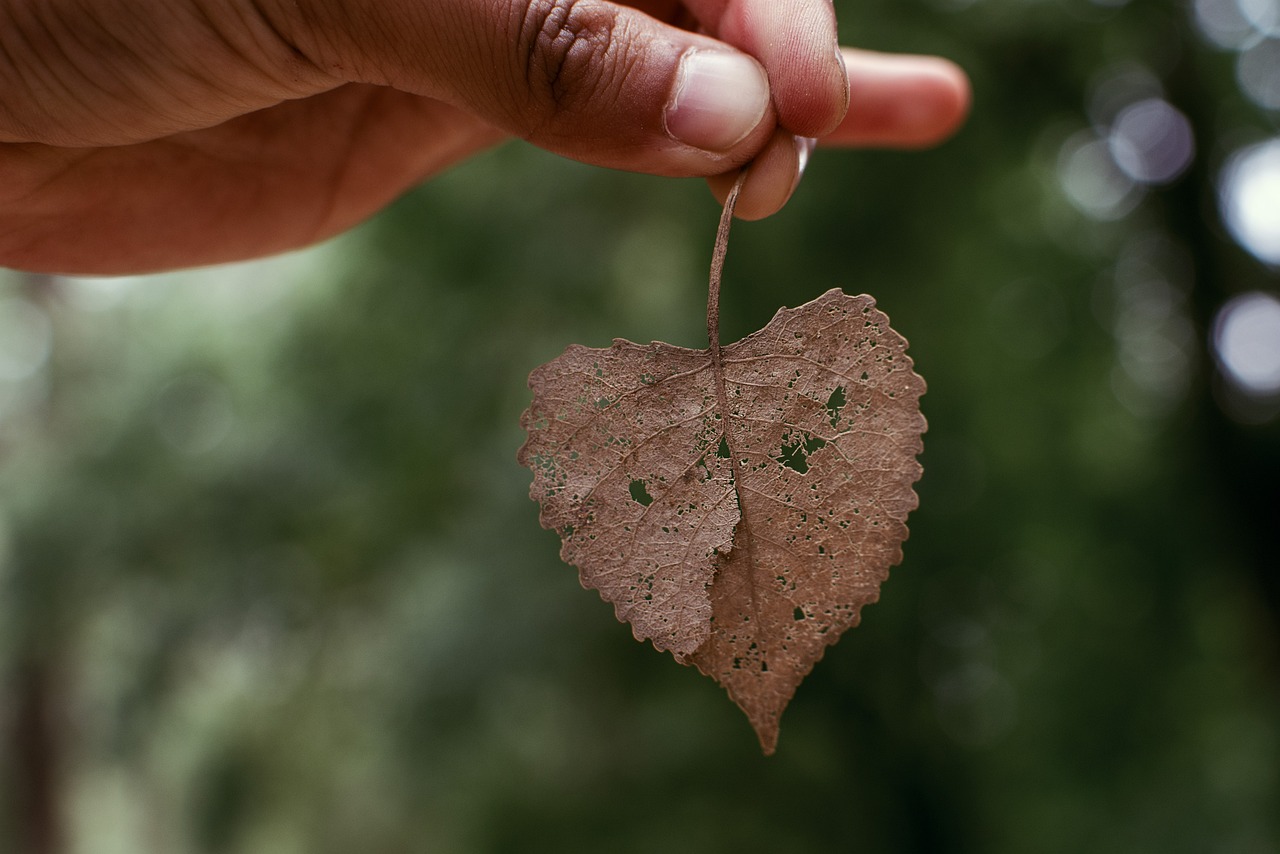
[3, 0, 1280, 851]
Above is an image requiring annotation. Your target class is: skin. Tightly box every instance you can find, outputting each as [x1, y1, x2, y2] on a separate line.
[0, 0, 970, 275]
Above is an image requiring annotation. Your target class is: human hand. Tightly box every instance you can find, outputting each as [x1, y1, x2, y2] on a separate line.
[0, 0, 970, 274]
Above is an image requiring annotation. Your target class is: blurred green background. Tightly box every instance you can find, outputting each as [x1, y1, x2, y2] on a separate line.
[3, 0, 1280, 851]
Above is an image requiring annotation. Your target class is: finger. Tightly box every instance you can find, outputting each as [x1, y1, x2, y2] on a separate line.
[823, 49, 971, 149]
[706, 132, 813, 221]
[262, 0, 779, 177]
[680, 0, 849, 138]
[702, 49, 970, 221]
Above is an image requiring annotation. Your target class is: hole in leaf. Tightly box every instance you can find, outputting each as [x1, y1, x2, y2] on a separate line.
[775, 432, 827, 474]
[716, 435, 731, 459]
[826, 386, 846, 428]
[629, 479, 654, 506]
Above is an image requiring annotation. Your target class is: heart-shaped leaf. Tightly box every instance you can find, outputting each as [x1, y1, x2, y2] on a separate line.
[519, 289, 924, 752]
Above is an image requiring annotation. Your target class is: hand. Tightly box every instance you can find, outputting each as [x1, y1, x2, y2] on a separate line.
[0, 0, 970, 274]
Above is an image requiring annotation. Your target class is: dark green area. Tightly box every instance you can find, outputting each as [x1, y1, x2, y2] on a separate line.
[776, 432, 828, 474]
[826, 386, 847, 429]
[629, 479, 655, 507]
[2, 0, 1279, 851]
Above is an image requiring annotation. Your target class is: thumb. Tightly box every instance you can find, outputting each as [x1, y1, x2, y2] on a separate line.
[265, 0, 777, 176]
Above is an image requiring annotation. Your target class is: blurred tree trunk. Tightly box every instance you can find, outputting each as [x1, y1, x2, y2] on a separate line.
[10, 658, 63, 854]
[1165, 39, 1280, 661]
[8, 272, 67, 853]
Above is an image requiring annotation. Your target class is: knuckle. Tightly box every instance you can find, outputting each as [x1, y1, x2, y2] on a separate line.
[516, 0, 619, 122]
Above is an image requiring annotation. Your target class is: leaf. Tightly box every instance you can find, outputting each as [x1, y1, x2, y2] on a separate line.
[517, 175, 925, 753]
[518, 290, 925, 753]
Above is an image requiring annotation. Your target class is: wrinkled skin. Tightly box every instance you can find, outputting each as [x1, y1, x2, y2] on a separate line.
[0, 0, 970, 274]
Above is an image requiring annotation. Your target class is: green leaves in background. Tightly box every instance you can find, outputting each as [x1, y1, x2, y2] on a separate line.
[2, 0, 1279, 851]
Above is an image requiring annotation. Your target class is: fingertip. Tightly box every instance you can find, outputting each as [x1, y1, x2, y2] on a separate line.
[770, 45, 850, 139]
[827, 49, 973, 149]
[908, 56, 972, 147]
[706, 130, 807, 221]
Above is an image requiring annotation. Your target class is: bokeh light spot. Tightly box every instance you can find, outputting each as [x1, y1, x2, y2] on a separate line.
[1238, 0, 1280, 34]
[1220, 139, 1280, 266]
[0, 296, 53, 381]
[1194, 0, 1280, 46]
[1193, 0, 1255, 47]
[154, 374, 236, 455]
[59, 275, 144, 313]
[1213, 291, 1280, 396]
[1107, 98, 1196, 185]
[1058, 130, 1143, 220]
[1237, 38, 1280, 109]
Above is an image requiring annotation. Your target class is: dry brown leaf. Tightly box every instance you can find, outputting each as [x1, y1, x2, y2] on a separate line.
[517, 180, 925, 753]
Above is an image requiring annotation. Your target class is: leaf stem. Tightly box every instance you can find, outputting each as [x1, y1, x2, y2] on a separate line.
[706, 172, 747, 354]
[707, 170, 752, 547]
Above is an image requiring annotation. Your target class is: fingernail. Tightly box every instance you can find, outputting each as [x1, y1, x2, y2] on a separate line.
[792, 136, 818, 194]
[665, 50, 770, 152]
[797, 136, 817, 175]
[835, 45, 851, 111]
